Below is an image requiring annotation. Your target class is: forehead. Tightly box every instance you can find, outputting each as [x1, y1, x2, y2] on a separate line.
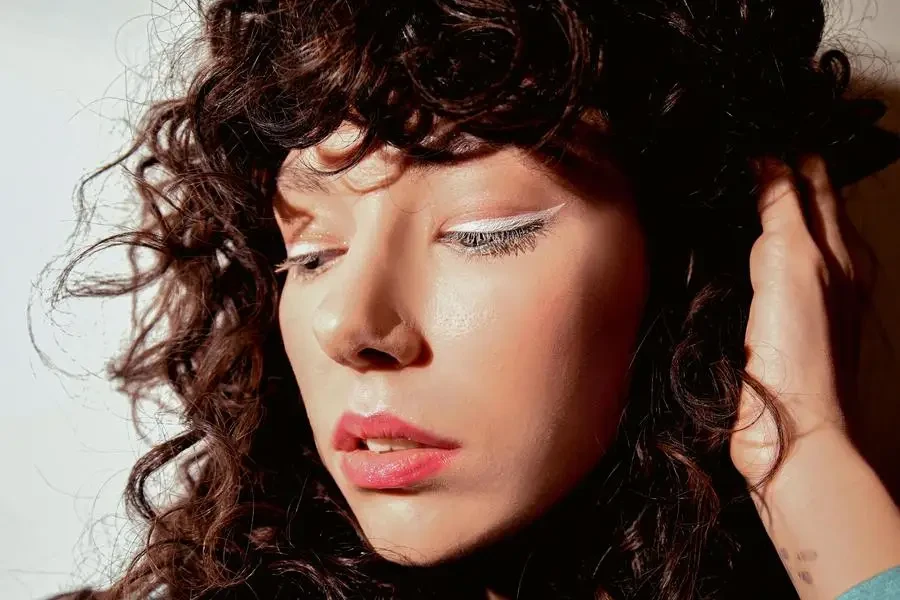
[277, 136, 543, 197]
[274, 117, 629, 208]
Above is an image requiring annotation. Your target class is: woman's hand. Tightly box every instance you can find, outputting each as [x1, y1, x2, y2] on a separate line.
[727, 155, 900, 600]
[729, 154, 873, 485]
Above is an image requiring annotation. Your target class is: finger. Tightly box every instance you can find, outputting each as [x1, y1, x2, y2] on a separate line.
[755, 158, 808, 235]
[800, 156, 878, 299]
[843, 218, 878, 302]
[798, 155, 854, 281]
[798, 155, 866, 403]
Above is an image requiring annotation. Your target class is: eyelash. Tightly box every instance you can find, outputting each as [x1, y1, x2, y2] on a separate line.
[273, 219, 552, 281]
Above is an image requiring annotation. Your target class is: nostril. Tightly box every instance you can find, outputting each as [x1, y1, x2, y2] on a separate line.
[358, 347, 397, 367]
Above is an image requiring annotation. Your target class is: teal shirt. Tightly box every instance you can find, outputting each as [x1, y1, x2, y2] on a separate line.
[837, 565, 900, 600]
[44, 564, 900, 599]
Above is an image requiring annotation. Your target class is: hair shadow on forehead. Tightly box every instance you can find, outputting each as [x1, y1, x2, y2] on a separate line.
[272, 134, 512, 237]
[276, 118, 629, 219]
[276, 132, 502, 195]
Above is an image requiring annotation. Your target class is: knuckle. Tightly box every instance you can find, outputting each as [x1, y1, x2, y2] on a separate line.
[750, 232, 833, 285]
[763, 176, 799, 205]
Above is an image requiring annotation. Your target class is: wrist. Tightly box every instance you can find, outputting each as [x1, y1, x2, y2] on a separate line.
[731, 405, 850, 488]
[746, 425, 864, 497]
[742, 426, 900, 599]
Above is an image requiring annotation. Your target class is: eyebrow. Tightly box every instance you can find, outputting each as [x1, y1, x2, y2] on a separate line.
[280, 168, 335, 195]
[279, 136, 499, 195]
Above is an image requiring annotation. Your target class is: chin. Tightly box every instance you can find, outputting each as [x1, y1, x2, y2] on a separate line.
[360, 522, 482, 567]
[368, 542, 462, 567]
[351, 495, 529, 568]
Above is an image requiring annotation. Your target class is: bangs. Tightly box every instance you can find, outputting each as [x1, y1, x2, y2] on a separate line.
[196, 0, 607, 173]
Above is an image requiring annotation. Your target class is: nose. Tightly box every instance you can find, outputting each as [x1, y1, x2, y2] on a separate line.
[312, 257, 426, 371]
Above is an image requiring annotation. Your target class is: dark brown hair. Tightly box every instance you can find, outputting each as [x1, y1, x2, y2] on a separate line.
[40, 1, 899, 598]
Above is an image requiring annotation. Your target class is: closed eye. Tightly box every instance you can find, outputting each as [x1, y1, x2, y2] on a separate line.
[274, 204, 565, 281]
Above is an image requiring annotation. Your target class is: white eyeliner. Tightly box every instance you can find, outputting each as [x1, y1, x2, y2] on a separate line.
[445, 202, 568, 233]
[283, 202, 567, 257]
[285, 240, 346, 258]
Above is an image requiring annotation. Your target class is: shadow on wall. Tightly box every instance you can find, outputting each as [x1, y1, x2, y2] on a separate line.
[843, 77, 900, 503]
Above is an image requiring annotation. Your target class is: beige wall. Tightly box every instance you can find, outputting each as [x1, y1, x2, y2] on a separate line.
[838, 1, 900, 500]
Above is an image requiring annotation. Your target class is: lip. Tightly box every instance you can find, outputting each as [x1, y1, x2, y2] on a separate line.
[331, 411, 460, 452]
[340, 447, 460, 489]
[332, 411, 461, 489]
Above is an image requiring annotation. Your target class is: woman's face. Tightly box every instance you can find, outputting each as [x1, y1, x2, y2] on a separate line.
[275, 123, 648, 566]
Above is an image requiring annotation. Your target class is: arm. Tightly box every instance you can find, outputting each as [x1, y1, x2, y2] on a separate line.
[730, 155, 900, 600]
[748, 426, 900, 600]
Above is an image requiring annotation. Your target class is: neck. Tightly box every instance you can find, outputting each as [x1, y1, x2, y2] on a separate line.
[466, 525, 542, 600]
[395, 459, 618, 598]
[438, 473, 609, 599]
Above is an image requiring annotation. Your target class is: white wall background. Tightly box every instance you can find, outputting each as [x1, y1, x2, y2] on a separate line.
[0, 2, 897, 599]
[1, 2, 198, 598]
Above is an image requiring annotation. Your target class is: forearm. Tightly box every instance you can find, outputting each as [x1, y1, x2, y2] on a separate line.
[750, 427, 900, 600]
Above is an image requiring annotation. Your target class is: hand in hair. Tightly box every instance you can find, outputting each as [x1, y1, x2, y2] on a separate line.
[730, 154, 871, 483]
[729, 154, 900, 600]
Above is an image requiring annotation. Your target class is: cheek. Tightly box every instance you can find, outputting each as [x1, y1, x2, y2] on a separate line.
[430, 214, 647, 495]
[278, 286, 306, 375]
[277, 286, 333, 448]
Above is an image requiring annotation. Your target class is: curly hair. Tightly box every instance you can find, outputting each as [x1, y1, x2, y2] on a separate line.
[42, 1, 900, 599]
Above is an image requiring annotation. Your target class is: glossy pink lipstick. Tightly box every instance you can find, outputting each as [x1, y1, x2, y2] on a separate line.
[332, 412, 460, 489]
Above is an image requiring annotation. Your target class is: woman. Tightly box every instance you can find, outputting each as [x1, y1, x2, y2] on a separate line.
[44, 0, 900, 598]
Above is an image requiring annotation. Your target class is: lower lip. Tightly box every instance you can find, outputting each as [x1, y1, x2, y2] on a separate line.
[339, 447, 459, 489]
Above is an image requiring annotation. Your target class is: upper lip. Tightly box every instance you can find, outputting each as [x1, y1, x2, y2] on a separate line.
[331, 411, 461, 452]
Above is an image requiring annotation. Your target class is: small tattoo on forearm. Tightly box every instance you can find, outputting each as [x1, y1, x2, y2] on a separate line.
[798, 571, 814, 584]
[796, 549, 818, 562]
